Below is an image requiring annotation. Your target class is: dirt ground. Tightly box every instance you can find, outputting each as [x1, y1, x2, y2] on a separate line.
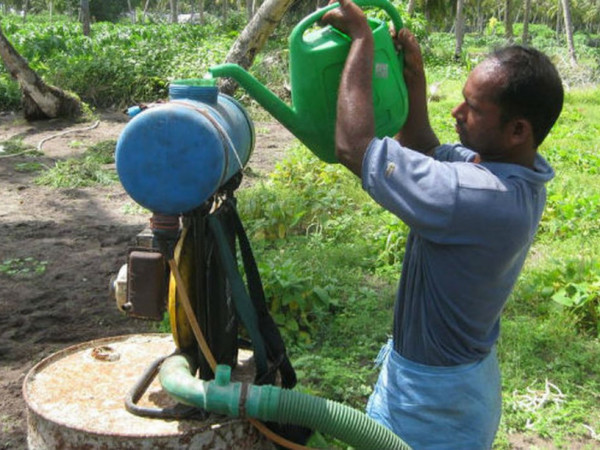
[0, 109, 294, 449]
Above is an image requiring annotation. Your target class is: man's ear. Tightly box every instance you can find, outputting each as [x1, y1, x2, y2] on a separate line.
[508, 118, 533, 146]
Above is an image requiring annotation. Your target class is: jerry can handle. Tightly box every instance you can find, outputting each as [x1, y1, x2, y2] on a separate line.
[290, 0, 403, 45]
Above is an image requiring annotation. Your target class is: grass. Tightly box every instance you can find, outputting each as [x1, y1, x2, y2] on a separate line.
[35, 140, 118, 188]
[0, 138, 40, 158]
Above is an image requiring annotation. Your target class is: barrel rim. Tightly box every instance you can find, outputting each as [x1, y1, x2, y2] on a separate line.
[22, 333, 244, 439]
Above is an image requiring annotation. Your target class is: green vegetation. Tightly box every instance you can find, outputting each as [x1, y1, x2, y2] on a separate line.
[0, 257, 48, 277]
[0, 8, 598, 448]
[0, 137, 39, 156]
[35, 140, 117, 187]
[13, 161, 45, 172]
[0, 15, 235, 110]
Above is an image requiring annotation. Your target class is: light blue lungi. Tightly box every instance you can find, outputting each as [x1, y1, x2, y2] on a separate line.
[366, 340, 502, 449]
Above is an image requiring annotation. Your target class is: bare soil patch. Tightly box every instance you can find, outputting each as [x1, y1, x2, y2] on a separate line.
[0, 110, 294, 449]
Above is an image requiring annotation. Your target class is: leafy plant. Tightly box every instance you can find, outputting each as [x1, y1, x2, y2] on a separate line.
[0, 257, 48, 277]
[551, 259, 600, 336]
[258, 255, 335, 347]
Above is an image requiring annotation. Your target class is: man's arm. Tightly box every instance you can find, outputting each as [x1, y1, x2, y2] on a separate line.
[322, 0, 375, 177]
[394, 29, 440, 155]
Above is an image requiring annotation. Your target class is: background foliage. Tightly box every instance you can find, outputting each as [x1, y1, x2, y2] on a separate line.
[0, 1, 599, 448]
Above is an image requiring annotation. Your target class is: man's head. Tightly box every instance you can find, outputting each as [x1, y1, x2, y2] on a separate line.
[490, 46, 564, 148]
[452, 46, 563, 165]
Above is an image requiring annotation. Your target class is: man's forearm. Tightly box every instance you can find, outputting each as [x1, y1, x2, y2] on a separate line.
[336, 32, 376, 176]
[395, 30, 439, 155]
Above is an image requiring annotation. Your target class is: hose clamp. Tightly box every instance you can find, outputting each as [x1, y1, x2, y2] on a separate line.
[239, 382, 250, 418]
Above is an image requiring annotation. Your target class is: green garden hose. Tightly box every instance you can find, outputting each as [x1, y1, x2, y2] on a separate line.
[160, 354, 411, 449]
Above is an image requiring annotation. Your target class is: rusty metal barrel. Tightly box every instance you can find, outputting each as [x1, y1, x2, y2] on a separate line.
[23, 334, 275, 449]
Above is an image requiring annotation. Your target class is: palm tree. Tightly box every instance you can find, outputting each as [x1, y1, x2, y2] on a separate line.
[220, 0, 296, 95]
[560, 0, 577, 64]
[0, 26, 82, 120]
[170, 0, 178, 23]
[80, 0, 90, 36]
[453, 0, 465, 61]
[504, 0, 513, 41]
[522, 0, 531, 44]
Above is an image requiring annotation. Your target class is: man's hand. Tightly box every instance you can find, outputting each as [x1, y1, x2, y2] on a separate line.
[394, 28, 426, 84]
[391, 28, 440, 154]
[321, 0, 370, 41]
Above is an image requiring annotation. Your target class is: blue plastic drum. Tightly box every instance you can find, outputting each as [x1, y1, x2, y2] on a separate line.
[115, 81, 254, 215]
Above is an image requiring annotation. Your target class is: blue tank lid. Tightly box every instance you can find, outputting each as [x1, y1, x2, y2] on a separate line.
[169, 79, 218, 103]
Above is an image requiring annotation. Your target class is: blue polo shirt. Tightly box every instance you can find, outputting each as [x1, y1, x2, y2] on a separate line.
[362, 137, 554, 365]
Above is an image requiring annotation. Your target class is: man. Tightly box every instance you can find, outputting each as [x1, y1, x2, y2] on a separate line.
[322, 0, 563, 448]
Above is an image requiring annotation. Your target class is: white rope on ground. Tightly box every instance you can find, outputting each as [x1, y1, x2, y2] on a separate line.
[0, 148, 37, 158]
[36, 119, 101, 151]
[0, 119, 102, 158]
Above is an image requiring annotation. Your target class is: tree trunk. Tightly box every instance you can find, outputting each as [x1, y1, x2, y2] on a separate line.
[219, 0, 295, 96]
[143, 0, 151, 22]
[81, 0, 90, 36]
[23, 0, 30, 22]
[0, 26, 82, 121]
[223, 0, 228, 25]
[127, 0, 137, 24]
[504, 0, 513, 41]
[522, 0, 531, 44]
[556, 0, 561, 37]
[199, 0, 204, 24]
[49, 0, 54, 21]
[246, 0, 253, 19]
[476, 0, 484, 34]
[453, 0, 465, 61]
[170, 0, 178, 23]
[561, 0, 577, 64]
[406, 0, 416, 16]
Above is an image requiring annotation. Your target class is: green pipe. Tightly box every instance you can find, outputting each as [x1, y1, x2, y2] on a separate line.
[160, 355, 411, 450]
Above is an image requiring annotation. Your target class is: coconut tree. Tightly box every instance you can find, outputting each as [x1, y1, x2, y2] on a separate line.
[0, 25, 82, 120]
[198, 0, 205, 24]
[219, 0, 296, 95]
[560, 0, 577, 64]
[504, 0, 513, 41]
[170, 0, 178, 22]
[522, 0, 531, 44]
[127, 0, 137, 23]
[80, 0, 90, 35]
[453, 0, 465, 61]
[142, 0, 151, 21]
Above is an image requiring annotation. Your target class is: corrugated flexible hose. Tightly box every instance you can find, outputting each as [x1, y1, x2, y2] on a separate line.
[159, 354, 411, 450]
